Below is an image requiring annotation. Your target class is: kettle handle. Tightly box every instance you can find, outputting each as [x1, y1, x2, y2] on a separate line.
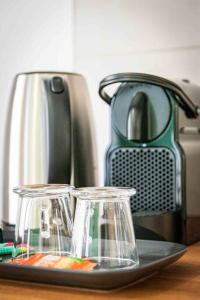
[45, 77, 71, 183]
[99, 73, 199, 118]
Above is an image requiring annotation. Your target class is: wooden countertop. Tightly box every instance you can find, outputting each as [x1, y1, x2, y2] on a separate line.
[0, 242, 199, 300]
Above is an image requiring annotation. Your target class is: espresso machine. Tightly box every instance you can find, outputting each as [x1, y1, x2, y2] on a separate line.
[2, 72, 98, 230]
[99, 73, 200, 244]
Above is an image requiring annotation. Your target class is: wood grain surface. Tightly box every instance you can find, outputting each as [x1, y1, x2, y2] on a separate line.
[0, 242, 199, 300]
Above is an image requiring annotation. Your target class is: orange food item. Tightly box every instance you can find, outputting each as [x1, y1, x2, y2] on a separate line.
[73, 259, 97, 271]
[24, 254, 44, 265]
[9, 254, 44, 266]
[53, 257, 76, 269]
[9, 254, 97, 271]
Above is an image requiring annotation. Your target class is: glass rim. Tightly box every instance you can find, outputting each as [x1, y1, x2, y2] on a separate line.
[71, 187, 136, 200]
[13, 184, 74, 197]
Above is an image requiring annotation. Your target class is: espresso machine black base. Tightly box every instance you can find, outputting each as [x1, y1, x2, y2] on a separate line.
[133, 211, 181, 242]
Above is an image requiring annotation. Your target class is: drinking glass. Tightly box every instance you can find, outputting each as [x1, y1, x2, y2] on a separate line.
[70, 187, 139, 270]
[12, 184, 74, 259]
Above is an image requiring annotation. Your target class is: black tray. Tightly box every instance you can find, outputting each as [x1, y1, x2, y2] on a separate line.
[0, 240, 186, 291]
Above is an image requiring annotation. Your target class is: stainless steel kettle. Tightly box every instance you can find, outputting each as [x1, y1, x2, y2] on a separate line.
[2, 72, 98, 228]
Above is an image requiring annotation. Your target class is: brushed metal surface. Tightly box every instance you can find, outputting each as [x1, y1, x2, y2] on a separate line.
[3, 72, 98, 225]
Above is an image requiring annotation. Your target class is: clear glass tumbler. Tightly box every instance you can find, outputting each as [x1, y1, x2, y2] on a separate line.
[13, 184, 74, 259]
[70, 187, 139, 270]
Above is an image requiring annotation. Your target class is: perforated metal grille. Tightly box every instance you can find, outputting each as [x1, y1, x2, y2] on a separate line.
[109, 147, 176, 213]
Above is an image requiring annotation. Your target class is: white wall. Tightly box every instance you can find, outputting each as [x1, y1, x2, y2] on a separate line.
[0, 0, 74, 221]
[74, 0, 200, 184]
[0, 0, 199, 218]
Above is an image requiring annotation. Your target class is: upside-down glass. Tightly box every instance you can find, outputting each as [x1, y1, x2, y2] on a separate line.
[70, 187, 139, 270]
[13, 184, 74, 258]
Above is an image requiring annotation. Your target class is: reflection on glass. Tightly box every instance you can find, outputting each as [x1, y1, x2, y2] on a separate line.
[71, 187, 139, 270]
[12, 184, 74, 259]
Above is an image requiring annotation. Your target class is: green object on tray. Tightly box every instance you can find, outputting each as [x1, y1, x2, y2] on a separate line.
[0, 243, 14, 262]
[0, 246, 13, 255]
[0, 243, 14, 255]
[0, 242, 27, 259]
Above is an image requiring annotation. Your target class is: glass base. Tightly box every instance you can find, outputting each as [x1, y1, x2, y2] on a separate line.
[88, 256, 139, 270]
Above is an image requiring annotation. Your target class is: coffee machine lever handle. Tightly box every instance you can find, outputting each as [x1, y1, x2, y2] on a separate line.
[99, 73, 199, 118]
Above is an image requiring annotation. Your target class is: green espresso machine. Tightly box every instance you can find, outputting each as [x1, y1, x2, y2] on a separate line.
[99, 73, 200, 244]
